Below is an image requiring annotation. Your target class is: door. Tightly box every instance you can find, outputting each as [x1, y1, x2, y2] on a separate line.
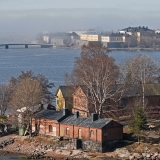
[60, 127, 64, 136]
[78, 128, 82, 139]
[53, 127, 56, 136]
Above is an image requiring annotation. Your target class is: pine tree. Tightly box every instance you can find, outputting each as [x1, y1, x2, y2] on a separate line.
[131, 106, 147, 143]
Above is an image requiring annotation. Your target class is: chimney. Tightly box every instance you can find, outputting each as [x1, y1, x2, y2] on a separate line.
[63, 108, 69, 116]
[74, 111, 79, 119]
[91, 113, 98, 122]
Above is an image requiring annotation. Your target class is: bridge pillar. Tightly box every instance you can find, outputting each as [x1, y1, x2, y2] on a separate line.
[5, 45, 9, 49]
[25, 45, 28, 48]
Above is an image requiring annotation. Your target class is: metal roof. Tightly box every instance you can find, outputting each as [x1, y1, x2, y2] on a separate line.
[34, 110, 65, 121]
[60, 114, 111, 129]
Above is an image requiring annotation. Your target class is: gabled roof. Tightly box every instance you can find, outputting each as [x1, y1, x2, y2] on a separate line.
[72, 86, 87, 96]
[60, 114, 114, 129]
[55, 86, 75, 98]
[124, 84, 160, 97]
[33, 109, 68, 122]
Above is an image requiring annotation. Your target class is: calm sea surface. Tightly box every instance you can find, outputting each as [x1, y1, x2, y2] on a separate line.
[0, 155, 26, 160]
[0, 47, 160, 159]
[0, 47, 160, 92]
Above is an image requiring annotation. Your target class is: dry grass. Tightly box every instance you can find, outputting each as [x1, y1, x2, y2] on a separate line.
[88, 152, 105, 157]
[126, 142, 160, 154]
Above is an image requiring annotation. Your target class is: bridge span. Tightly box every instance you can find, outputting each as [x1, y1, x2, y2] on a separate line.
[0, 43, 53, 49]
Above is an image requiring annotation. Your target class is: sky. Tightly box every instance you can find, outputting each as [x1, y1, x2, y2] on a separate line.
[0, 0, 160, 41]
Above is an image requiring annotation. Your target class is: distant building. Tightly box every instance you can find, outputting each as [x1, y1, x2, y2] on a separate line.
[119, 26, 155, 42]
[43, 35, 50, 44]
[51, 38, 72, 46]
[68, 30, 87, 36]
[80, 33, 101, 41]
[101, 33, 126, 48]
[155, 30, 160, 34]
[79, 32, 102, 47]
[51, 38, 64, 46]
[119, 26, 154, 35]
[101, 34, 126, 42]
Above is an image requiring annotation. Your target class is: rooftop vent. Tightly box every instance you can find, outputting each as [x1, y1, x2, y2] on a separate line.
[91, 113, 99, 122]
[63, 108, 69, 116]
[74, 111, 79, 119]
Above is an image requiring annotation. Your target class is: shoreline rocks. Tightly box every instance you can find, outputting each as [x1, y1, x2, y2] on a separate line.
[0, 138, 14, 149]
[115, 148, 160, 160]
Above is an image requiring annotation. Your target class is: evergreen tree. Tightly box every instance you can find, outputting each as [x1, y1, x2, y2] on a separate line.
[131, 106, 147, 143]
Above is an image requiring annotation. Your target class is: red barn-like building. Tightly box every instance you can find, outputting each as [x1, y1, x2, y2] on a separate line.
[32, 109, 123, 152]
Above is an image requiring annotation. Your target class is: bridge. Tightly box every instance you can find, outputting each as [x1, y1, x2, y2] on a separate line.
[0, 43, 53, 49]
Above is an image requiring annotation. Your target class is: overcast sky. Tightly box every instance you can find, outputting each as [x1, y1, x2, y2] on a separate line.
[0, 0, 160, 41]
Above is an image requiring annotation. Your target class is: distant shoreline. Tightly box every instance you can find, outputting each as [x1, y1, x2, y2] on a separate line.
[1, 44, 160, 52]
[53, 46, 160, 51]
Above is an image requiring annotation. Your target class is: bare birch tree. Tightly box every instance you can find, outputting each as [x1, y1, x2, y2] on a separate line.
[120, 55, 159, 109]
[65, 44, 125, 118]
[9, 78, 44, 136]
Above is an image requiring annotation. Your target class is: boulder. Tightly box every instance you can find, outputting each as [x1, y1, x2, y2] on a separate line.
[132, 152, 141, 159]
[61, 150, 71, 156]
[71, 150, 83, 156]
[55, 149, 62, 154]
[115, 148, 130, 159]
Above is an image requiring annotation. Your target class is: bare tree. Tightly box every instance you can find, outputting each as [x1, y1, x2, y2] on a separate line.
[9, 78, 44, 136]
[0, 84, 11, 116]
[120, 55, 159, 109]
[9, 70, 54, 103]
[65, 44, 125, 118]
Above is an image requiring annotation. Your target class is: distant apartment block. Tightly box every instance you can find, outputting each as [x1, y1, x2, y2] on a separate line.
[79, 32, 126, 48]
[80, 34, 101, 41]
[101, 34, 126, 43]
[119, 26, 155, 42]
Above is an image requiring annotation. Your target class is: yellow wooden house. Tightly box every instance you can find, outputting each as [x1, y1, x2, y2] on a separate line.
[55, 86, 75, 112]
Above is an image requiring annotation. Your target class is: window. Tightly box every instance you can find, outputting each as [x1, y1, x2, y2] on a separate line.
[49, 125, 53, 132]
[90, 130, 94, 138]
[57, 99, 59, 105]
[66, 127, 70, 135]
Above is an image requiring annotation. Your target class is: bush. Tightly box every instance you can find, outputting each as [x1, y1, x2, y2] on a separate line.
[0, 115, 7, 123]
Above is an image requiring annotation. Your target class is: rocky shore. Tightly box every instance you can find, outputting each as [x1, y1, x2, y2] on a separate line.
[0, 134, 160, 160]
[0, 134, 117, 160]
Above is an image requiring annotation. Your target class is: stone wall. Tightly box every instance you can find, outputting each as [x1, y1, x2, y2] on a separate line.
[82, 140, 103, 152]
[82, 139, 123, 153]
